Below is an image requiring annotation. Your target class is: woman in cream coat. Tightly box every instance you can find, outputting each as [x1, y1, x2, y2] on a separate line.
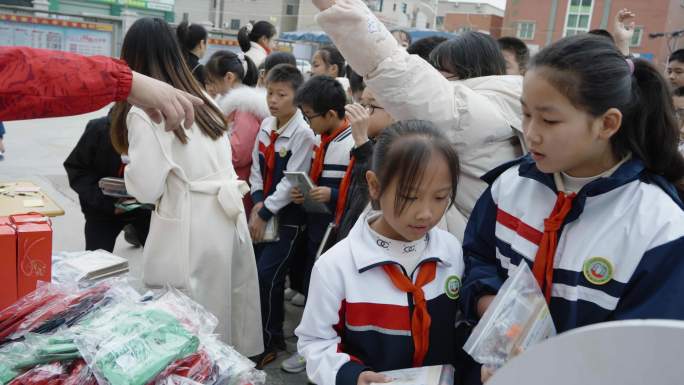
[314, 0, 524, 241]
[113, 17, 263, 357]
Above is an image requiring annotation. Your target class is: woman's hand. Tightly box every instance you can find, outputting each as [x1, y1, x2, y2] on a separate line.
[128, 71, 204, 131]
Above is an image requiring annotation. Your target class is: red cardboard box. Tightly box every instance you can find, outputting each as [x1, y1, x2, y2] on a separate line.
[13, 214, 52, 297]
[0, 221, 17, 310]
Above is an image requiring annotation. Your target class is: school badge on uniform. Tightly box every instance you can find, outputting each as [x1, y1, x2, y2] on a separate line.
[583, 257, 614, 285]
[279, 147, 288, 158]
[445, 275, 461, 300]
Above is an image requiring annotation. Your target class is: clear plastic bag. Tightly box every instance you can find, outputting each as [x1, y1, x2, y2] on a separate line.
[0, 340, 34, 384]
[9, 283, 112, 341]
[463, 263, 556, 369]
[0, 283, 69, 343]
[73, 298, 201, 385]
[146, 288, 218, 337]
[6, 362, 65, 385]
[200, 336, 265, 385]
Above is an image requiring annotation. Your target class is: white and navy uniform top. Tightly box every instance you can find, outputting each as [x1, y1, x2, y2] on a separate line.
[295, 212, 466, 385]
[313, 125, 355, 215]
[249, 109, 316, 222]
[461, 155, 684, 333]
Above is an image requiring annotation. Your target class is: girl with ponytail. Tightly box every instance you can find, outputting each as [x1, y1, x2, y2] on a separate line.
[176, 21, 208, 86]
[237, 21, 276, 67]
[206, 50, 269, 213]
[461, 34, 684, 347]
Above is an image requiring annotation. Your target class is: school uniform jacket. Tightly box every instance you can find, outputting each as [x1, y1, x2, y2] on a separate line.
[249, 110, 316, 221]
[461, 155, 684, 333]
[295, 215, 466, 385]
[315, 125, 355, 214]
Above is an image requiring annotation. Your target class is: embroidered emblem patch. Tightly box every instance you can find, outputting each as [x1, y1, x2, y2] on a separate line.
[445, 275, 461, 300]
[583, 257, 614, 285]
[279, 147, 288, 158]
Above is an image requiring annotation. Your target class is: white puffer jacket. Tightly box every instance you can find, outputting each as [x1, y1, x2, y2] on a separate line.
[316, 0, 524, 241]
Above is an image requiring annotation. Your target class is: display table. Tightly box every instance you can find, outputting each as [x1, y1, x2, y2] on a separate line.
[0, 181, 65, 217]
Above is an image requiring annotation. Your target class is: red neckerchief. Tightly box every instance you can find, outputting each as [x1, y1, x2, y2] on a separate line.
[309, 118, 349, 184]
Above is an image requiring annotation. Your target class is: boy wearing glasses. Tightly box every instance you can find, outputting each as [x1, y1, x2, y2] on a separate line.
[281, 75, 355, 373]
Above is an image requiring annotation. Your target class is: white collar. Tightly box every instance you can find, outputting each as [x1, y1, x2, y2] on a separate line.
[349, 211, 450, 275]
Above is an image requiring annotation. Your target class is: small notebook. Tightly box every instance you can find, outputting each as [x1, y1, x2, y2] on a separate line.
[371, 365, 453, 385]
[284, 171, 332, 214]
[63, 250, 129, 281]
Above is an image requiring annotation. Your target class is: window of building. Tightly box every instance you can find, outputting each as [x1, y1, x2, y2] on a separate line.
[286, 4, 295, 15]
[393, 3, 397, 11]
[436, 16, 444, 26]
[230, 19, 240, 30]
[630, 26, 643, 47]
[564, 0, 593, 37]
[401, 2, 407, 14]
[459, 26, 473, 33]
[516, 22, 535, 40]
[367, 0, 383, 11]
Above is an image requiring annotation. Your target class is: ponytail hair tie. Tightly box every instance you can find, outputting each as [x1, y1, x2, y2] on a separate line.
[626, 58, 635, 75]
[237, 52, 248, 73]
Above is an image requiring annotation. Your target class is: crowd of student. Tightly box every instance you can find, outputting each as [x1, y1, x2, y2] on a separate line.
[2, 1, 684, 384]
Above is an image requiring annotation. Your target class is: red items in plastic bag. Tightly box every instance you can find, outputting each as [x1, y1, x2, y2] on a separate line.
[147, 350, 216, 385]
[8, 360, 97, 385]
[0, 284, 66, 341]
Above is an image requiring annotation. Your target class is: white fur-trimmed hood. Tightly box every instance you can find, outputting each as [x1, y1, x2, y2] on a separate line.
[216, 86, 270, 120]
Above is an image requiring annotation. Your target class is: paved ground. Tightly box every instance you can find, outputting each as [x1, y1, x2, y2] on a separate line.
[0, 107, 308, 384]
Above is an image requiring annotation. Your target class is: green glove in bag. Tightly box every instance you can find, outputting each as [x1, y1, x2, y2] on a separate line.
[80, 308, 199, 385]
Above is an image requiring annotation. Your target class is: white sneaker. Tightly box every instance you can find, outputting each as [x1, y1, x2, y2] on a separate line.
[281, 352, 307, 373]
[291, 293, 306, 307]
[284, 288, 298, 301]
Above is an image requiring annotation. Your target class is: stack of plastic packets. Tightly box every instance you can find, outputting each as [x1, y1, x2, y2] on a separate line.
[0, 279, 265, 385]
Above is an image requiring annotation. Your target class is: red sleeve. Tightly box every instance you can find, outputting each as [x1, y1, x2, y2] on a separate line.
[230, 111, 262, 169]
[0, 47, 133, 121]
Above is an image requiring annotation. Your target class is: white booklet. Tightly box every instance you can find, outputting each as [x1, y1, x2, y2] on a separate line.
[63, 249, 129, 281]
[371, 365, 454, 385]
[284, 171, 332, 214]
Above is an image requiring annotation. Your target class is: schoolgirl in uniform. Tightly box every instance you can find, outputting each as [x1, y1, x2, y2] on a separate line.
[296, 120, 468, 385]
[461, 35, 684, 334]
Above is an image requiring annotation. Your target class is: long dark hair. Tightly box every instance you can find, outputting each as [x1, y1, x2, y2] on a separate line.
[430, 31, 506, 79]
[176, 21, 207, 55]
[371, 120, 460, 214]
[237, 21, 276, 53]
[531, 34, 684, 189]
[316, 46, 346, 77]
[205, 50, 258, 87]
[111, 17, 226, 154]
